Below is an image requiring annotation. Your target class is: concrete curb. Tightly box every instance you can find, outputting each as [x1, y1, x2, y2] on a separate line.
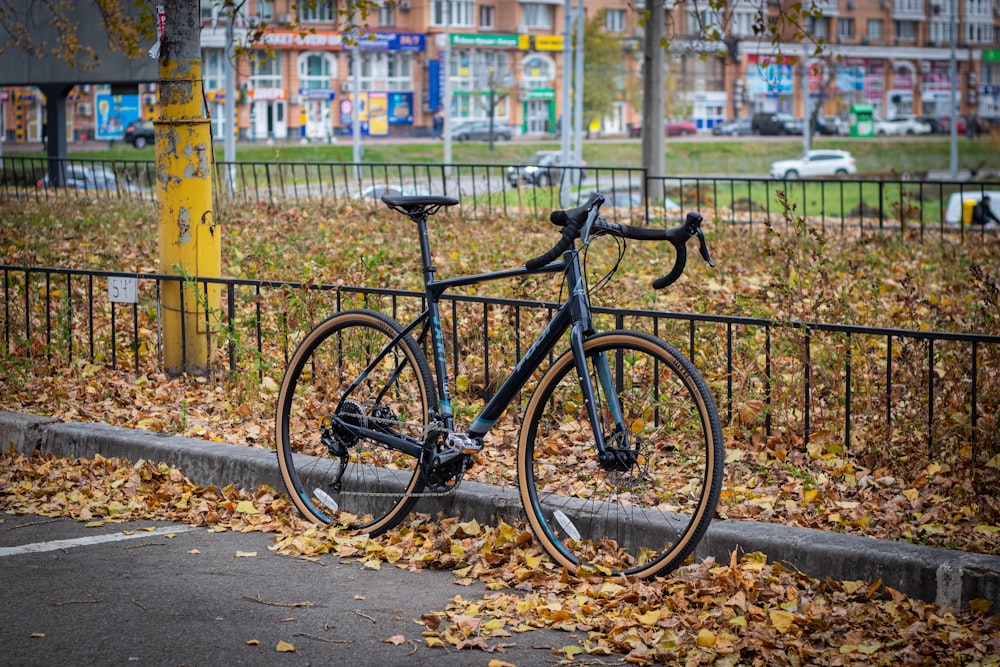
[2, 411, 997, 612]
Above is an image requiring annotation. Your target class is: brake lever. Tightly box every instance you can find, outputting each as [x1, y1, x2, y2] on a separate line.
[696, 227, 715, 267]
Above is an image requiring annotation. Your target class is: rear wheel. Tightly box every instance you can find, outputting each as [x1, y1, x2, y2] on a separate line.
[784, 169, 799, 180]
[134, 136, 147, 149]
[518, 331, 724, 579]
[276, 310, 436, 535]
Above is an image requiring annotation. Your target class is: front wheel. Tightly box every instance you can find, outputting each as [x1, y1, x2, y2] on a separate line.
[275, 309, 436, 535]
[518, 331, 724, 579]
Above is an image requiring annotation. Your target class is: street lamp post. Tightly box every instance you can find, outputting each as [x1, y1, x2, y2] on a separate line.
[949, 0, 958, 180]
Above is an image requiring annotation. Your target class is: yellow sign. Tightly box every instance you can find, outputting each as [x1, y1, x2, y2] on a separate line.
[534, 36, 564, 51]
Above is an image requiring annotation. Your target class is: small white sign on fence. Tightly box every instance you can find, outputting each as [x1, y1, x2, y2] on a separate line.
[107, 276, 138, 304]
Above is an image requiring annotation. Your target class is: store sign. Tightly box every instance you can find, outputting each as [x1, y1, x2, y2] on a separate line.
[252, 87, 286, 101]
[534, 36, 563, 51]
[450, 34, 526, 49]
[258, 30, 424, 52]
[300, 88, 336, 100]
[358, 32, 425, 52]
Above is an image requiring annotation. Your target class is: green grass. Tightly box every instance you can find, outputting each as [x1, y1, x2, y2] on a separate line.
[22, 133, 1000, 178]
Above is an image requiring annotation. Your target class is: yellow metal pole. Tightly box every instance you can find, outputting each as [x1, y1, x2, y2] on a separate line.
[156, 0, 220, 376]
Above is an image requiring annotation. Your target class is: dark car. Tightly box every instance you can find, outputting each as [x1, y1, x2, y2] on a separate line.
[124, 119, 155, 149]
[450, 120, 512, 142]
[506, 150, 587, 188]
[814, 116, 848, 136]
[752, 112, 803, 136]
[712, 118, 752, 136]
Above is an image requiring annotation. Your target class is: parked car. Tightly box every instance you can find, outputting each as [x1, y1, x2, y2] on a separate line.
[665, 118, 698, 136]
[751, 112, 804, 136]
[37, 163, 136, 192]
[507, 150, 587, 188]
[712, 118, 752, 136]
[450, 120, 512, 142]
[917, 116, 948, 134]
[769, 149, 857, 179]
[814, 116, 848, 136]
[938, 116, 968, 135]
[123, 119, 155, 149]
[626, 118, 698, 137]
[876, 117, 932, 136]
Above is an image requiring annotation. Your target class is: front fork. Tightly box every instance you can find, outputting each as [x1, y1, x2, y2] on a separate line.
[569, 325, 633, 471]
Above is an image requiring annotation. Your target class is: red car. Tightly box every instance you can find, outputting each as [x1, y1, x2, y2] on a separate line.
[627, 118, 698, 137]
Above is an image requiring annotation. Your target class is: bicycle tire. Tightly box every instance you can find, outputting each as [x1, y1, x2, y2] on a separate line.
[276, 309, 436, 535]
[518, 330, 724, 579]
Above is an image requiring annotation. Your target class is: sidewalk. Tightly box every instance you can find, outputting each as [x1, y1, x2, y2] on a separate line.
[2, 410, 998, 612]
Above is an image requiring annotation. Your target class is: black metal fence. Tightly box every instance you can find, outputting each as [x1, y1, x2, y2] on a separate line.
[3, 265, 997, 458]
[4, 155, 1000, 238]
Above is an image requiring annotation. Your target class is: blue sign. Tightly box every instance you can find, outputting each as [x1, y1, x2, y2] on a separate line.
[388, 92, 413, 124]
[358, 32, 424, 52]
[95, 94, 140, 140]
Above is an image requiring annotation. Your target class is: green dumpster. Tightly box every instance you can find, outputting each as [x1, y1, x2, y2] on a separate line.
[849, 104, 874, 137]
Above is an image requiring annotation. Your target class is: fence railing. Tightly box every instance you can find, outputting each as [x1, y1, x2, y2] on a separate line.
[4, 156, 999, 238]
[2, 265, 997, 458]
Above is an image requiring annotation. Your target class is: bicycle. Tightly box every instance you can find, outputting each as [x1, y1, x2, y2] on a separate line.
[275, 192, 724, 578]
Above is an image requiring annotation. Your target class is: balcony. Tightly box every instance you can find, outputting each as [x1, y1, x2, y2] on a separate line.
[893, 0, 926, 19]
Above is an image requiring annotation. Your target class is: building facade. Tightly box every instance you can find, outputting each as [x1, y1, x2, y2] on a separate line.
[1, 0, 998, 143]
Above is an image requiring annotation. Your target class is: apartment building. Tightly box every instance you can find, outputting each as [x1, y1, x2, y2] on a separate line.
[1, 0, 998, 143]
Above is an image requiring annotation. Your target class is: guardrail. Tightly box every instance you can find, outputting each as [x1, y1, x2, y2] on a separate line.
[2, 265, 997, 457]
[3, 156, 999, 238]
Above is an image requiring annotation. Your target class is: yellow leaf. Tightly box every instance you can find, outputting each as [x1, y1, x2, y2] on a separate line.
[236, 500, 260, 514]
[696, 628, 717, 648]
[235, 551, 257, 558]
[985, 454, 1000, 470]
[424, 636, 445, 648]
[635, 610, 661, 626]
[969, 598, 993, 613]
[561, 646, 584, 656]
[187, 549, 201, 555]
[802, 489, 818, 504]
[769, 609, 796, 633]
[903, 488, 920, 502]
[30, 632, 45, 638]
[488, 661, 517, 667]
[275, 640, 296, 652]
[363, 559, 382, 570]
[245, 639, 259, 646]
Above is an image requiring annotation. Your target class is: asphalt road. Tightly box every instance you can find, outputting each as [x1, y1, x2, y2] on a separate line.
[0, 514, 584, 667]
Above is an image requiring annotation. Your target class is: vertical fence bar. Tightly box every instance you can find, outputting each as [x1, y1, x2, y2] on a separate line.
[45, 272, 52, 362]
[845, 332, 852, 450]
[111, 301, 118, 369]
[886, 334, 893, 438]
[726, 322, 733, 425]
[971, 340, 978, 444]
[765, 324, 772, 436]
[66, 273, 73, 364]
[927, 338, 934, 450]
[227, 282, 237, 373]
[132, 301, 140, 374]
[804, 326, 811, 448]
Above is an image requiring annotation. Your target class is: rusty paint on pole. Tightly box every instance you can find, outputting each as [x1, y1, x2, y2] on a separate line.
[156, 0, 220, 376]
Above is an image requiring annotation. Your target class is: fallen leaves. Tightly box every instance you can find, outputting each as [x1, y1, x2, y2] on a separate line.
[2, 448, 1000, 665]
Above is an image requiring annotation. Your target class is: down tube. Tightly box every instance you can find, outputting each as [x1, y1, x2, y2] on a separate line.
[465, 304, 574, 438]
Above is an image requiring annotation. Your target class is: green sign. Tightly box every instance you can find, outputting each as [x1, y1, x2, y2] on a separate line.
[450, 34, 520, 48]
[523, 88, 555, 100]
[984, 49, 1000, 62]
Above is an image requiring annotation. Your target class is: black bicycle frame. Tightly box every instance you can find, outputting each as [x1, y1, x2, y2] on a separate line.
[336, 211, 628, 460]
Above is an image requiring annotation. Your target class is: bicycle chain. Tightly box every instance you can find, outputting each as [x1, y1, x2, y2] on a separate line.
[330, 413, 468, 499]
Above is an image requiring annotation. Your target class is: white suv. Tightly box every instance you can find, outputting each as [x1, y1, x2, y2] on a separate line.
[769, 150, 857, 180]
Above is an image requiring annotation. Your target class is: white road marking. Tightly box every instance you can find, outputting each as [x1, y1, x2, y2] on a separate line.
[0, 524, 198, 557]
